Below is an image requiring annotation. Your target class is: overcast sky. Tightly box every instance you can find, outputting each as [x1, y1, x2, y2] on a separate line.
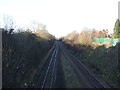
[0, 0, 119, 37]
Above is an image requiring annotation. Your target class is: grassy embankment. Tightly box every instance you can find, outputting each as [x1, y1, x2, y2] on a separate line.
[60, 53, 84, 88]
[63, 41, 119, 88]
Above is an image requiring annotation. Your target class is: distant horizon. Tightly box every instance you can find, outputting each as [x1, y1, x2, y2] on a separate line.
[0, 0, 119, 37]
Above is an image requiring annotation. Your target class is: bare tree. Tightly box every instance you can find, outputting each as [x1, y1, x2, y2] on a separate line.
[3, 15, 16, 33]
[78, 30, 92, 45]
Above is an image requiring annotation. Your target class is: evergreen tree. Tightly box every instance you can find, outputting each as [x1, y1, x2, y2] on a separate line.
[113, 19, 120, 38]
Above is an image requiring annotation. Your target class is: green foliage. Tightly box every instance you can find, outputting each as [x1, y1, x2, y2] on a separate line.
[2, 28, 55, 88]
[113, 19, 120, 38]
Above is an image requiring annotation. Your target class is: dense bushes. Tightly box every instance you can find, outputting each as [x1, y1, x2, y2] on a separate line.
[63, 40, 119, 88]
[2, 29, 55, 88]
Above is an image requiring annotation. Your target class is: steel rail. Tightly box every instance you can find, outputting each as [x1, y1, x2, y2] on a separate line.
[50, 42, 58, 89]
[41, 41, 58, 89]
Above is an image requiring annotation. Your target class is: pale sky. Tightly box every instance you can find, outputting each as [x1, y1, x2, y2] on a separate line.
[0, 0, 119, 37]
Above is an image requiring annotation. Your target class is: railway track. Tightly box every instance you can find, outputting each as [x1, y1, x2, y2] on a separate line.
[36, 41, 58, 89]
[60, 41, 110, 88]
[36, 41, 110, 88]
